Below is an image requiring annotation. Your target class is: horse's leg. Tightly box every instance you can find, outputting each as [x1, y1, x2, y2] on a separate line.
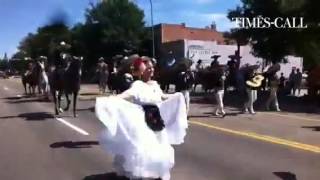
[52, 90, 59, 115]
[28, 84, 31, 95]
[73, 91, 78, 118]
[58, 91, 63, 113]
[23, 83, 27, 94]
[38, 84, 41, 94]
[30, 85, 34, 95]
[64, 92, 70, 111]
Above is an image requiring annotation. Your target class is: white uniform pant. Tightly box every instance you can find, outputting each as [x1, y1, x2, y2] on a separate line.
[214, 90, 225, 114]
[181, 90, 190, 113]
[266, 87, 279, 110]
[244, 88, 257, 113]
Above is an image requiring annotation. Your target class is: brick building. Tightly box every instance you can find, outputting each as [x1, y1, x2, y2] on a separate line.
[153, 23, 303, 75]
[153, 23, 226, 59]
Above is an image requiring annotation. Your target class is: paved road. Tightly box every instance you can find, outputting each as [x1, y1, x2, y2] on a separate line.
[0, 78, 319, 180]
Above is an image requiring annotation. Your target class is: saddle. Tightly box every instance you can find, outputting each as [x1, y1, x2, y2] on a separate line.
[142, 105, 165, 132]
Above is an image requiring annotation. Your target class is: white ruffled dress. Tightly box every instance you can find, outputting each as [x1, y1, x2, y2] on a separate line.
[95, 80, 188, 180]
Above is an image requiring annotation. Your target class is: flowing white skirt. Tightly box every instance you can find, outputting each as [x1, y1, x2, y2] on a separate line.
[95, 93, 188, 180]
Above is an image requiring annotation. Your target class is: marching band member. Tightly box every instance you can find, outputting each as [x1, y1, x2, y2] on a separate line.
[213, 66, 226, 117]
[266, 74, 281, 111]
[176, 63, 195, 114]
[243, 66, 264, 114]
[265, 63, 281, 111]
[95, 59, 188, 180]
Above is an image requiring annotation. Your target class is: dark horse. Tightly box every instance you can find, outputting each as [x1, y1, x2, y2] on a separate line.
[155, 58, 193, 92]
[22, 62, 41, 95]
[49, 56, 82, 117]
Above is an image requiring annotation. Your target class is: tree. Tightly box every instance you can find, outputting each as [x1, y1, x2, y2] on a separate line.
[228, 0, 320, 67]
[13, 0, 149, 76]
[13, 14, 72, 65]
[82, 0, 146, 64]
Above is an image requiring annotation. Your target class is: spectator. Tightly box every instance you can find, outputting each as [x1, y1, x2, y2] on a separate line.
[289, 68, 296, 95]
[293, 68, 303, 96]
[279, 72, 286, 89]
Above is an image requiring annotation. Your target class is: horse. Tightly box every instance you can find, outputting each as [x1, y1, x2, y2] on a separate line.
[49, 56, 82, 117]
[155, 58, 193, 92]
[37, 61, 50, 99]
[22, 62, 40, 95]
[96, 62, 109, 94]
[193, 65, 229, 93]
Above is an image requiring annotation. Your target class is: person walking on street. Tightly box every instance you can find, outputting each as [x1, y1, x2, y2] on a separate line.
[294, 68, 303, 96]
[95, 59, 188, 180]
[176, 64, 195, 114]
[213, 66, 226, 117]
[266, 74, 281, 111]
[289, 68, 296, 95]
[243, 66, 262, 114]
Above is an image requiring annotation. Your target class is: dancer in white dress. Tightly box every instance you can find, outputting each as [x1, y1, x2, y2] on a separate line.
[95, 59, 188, 180]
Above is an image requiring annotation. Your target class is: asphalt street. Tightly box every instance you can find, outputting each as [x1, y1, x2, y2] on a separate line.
[0, 78, 319, 180]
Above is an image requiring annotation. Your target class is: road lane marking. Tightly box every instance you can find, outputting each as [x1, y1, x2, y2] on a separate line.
[264, 112, 320, 122]
[56, 118, 90, 136]
[189, 121, 320, 154]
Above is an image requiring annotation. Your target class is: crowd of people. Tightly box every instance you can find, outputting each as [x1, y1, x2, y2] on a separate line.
[96, 53, 299, 117]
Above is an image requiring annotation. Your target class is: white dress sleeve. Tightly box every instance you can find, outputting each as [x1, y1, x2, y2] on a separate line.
[117, 81, 143, 100]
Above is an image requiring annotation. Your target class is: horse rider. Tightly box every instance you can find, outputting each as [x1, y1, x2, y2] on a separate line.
[97, 57, 109, 94]
[25, 61, 34, 77]
[196, 59, 204, 72]
[210, 55, 221, 69]
[166, 51, 176, 67]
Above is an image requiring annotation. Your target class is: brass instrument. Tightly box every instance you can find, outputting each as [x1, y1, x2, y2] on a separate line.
[246, 74, 265, 88]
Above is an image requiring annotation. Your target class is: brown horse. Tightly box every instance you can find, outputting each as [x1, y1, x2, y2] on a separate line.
[22, 62, 41, 95]
[49, 56, 82, 117]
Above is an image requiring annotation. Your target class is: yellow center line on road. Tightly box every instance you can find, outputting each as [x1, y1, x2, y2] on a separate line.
[189, 121, 320, 154]
[263, 112, 320, 122]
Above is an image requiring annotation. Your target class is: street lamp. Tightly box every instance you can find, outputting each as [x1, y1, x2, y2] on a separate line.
[149, 0, 155, 58]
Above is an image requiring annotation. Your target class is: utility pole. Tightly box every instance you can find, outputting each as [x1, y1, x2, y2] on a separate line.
[149, 0, 155, 58]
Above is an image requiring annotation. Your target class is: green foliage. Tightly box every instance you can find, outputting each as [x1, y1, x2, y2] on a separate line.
[228, 0, 320, 66]
[13, 0, 150, 74]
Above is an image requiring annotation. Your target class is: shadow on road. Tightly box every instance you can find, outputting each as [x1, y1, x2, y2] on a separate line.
[0, 112, 54, 121]
[273, 172, 297, 180]
[6, 98, 49, 104]
[301, 126, 320, 132]
[83, 172, 130, 180]
[2, 95, 32, 100]
[77, 107, 95, 113]
[188, 115, 211, 119]
[50, 141, 99, 149]
[80, 92, 100, 96]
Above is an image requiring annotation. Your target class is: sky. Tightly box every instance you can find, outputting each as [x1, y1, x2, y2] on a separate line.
[0, 0, 241, 58]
